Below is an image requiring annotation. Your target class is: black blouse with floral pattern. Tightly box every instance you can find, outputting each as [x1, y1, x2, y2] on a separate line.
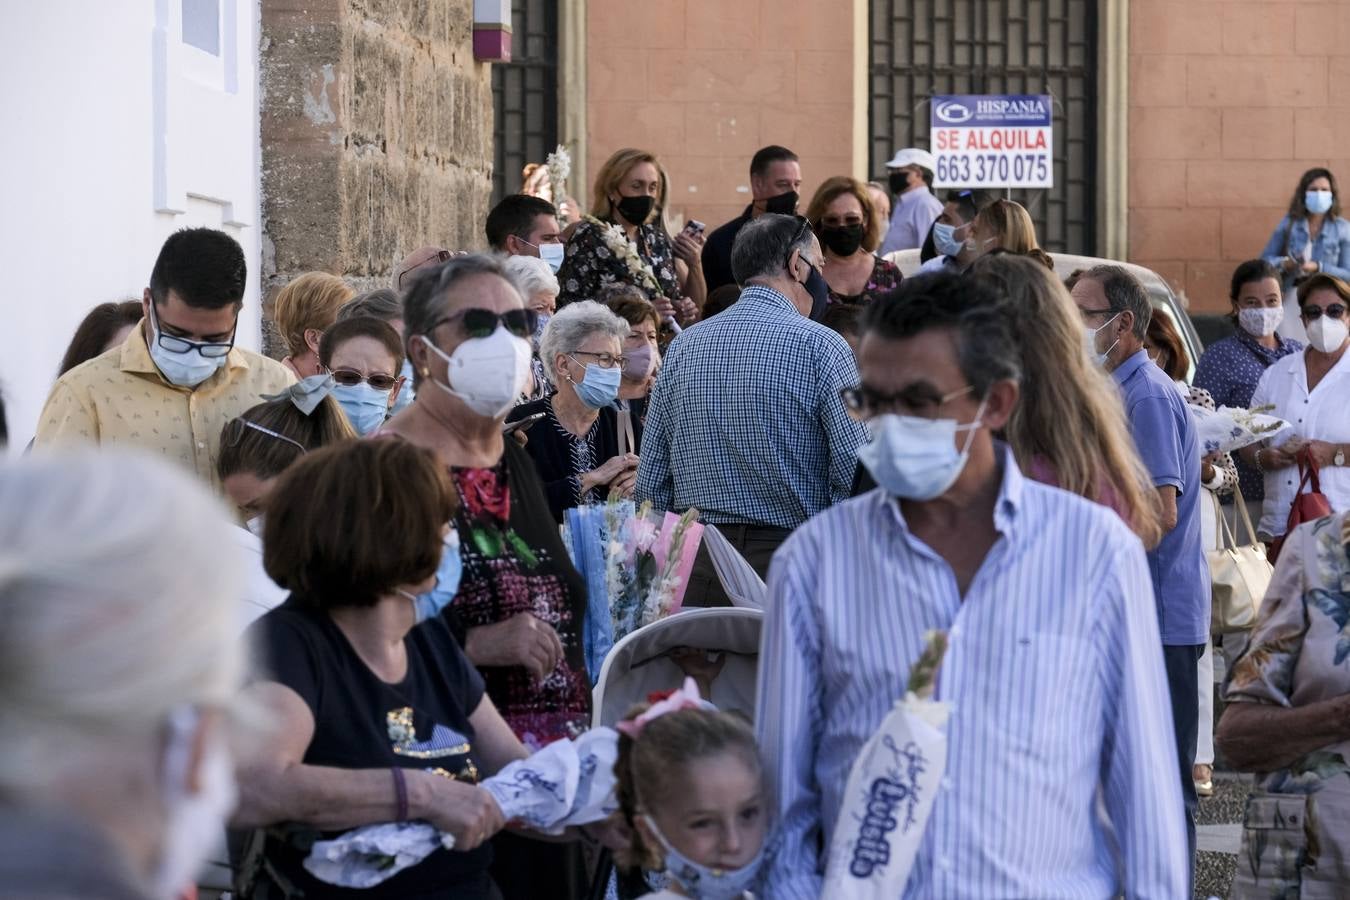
[556, 218, 684, 309]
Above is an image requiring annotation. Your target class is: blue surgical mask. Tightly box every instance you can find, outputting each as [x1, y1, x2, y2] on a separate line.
[391, 359, 415, 414]
[642, 815, 765, 900]
[857, 400, 987, 501]
[570, 357, 622, 409]
[333, 382, 390, 436]
[932, 222, 966, 257]
[538, 242, 565, 273]
[1306, 190, 1334, 216]
[403, 530, 463, 624]
[533, 314, 552, 350]
[147, 307, 229, 387]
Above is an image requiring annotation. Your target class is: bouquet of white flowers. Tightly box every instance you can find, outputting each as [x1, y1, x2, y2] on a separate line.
[1190, 403, 1289, 455]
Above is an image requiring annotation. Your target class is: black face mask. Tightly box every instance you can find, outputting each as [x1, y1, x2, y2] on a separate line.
[820, 223, 866, 257]
[615, 194, 656, 225]
[888, 170, 911, 195]
[764, 190, 799, 215]
[794, 259, 830, 321]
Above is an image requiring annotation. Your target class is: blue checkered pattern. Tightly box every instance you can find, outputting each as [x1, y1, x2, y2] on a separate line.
[635, 285, 868, 529]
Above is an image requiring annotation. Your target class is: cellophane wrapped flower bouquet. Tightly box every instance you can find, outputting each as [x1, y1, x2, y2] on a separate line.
[563, 495, 704, 683]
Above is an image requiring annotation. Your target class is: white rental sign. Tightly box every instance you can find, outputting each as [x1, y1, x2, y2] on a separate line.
[930, 94, 1053, 189]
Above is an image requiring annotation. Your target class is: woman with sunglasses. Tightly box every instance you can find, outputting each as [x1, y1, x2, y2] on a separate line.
[506, 301, 638, 523]
[1240, 273, 1350, 541]
[318, 315, 407, 435]
[378, 254, 594, 900]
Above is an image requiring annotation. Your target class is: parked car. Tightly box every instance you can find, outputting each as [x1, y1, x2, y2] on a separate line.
[887, 250, 1204, 382]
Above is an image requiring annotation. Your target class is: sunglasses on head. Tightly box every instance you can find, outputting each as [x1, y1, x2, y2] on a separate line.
[330, 369, 401, 391]
[429, 307, 538, 340]
[1303, 303, 1347, 321]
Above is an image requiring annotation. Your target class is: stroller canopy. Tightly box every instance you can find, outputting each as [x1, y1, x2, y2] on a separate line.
[591, 607, 763, 729]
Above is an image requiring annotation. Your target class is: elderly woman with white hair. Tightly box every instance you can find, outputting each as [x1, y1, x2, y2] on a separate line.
[0, 449, 243, 899]
[504, 254, 562, 402]
[506, 299, 638, 522]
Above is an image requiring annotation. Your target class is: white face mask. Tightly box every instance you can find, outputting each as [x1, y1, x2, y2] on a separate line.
[151, 708, 237, 899]
[1239, 306, 1284, 338]
[856, 399, 987, 501]
[642, 815, 766, 900]
[1307, 314, 1349, 354]
[420, 326, 531, 419]
[1084, 313, 1121, 367]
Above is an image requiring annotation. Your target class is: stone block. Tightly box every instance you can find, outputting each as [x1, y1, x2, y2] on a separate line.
[589, 0, 687, 49]
[1129, 107, 1221, 160]
[1222, 207, 1285, 260]
[1130, 55, 1188, 108]
[1293, 3, 1341, 57]
[794, 50, 853, 105]
[1221, 108, 1294, 160]
[1186, 260, 1235, 312]
[685, 0, 760, 50]
[1187, 160, 1316, 208]
[589, 47, 650, 104]
[684, 101, 763, 159]
[1187, 56, 1327, 108]
[1130, 208, 1223, 260]
[1130, 1, 1223, 55]
[756, 0, 851, 51]
[1222, 2, 1295, 56]
[1128, 159, 1187, 209]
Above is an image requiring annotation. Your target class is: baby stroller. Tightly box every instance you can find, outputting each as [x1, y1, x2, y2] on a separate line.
[586, 526, 767, 898]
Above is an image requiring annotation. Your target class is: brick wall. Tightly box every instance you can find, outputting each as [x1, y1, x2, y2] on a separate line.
[259, 0, 494, 354]
[1128, 0, 1350, 313]
[585, 0, 859, 233]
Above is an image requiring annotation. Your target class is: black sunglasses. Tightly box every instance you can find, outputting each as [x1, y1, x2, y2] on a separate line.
[1303, 303, 1347, 321]
[429, 307, 538, 340]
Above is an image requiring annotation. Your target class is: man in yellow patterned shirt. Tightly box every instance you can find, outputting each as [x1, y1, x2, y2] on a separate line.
[34, 228, 294, 492]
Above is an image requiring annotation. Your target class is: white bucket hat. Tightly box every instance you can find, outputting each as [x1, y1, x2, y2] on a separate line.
[884, 148, 936, 172]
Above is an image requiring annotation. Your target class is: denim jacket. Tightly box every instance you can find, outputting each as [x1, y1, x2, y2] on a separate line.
[1261, 214, 1350, 288]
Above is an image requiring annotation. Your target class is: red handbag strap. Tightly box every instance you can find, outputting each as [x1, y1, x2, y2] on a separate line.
[1297, 448, 1323, 494]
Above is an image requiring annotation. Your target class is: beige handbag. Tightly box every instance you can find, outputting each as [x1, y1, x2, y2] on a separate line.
[1209, 485, 1273, 634]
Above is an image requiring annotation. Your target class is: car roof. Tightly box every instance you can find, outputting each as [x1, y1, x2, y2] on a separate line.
[888, 249, 1175, 300]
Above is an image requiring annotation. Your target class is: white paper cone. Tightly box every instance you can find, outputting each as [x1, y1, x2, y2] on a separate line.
[821, 695, 950, 899]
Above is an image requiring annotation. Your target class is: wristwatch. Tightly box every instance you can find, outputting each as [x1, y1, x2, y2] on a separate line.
[1336, 446, 1346, 467]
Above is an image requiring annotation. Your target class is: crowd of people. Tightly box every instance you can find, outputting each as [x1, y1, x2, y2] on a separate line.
[5, 145, 1350, 900]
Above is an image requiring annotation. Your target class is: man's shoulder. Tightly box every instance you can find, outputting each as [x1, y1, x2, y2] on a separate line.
[706, 210, 751, 243]
[235, 349, 297, 388]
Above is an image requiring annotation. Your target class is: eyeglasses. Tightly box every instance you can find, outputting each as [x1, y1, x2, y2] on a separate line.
[221, 417, 306, 453]
[841, 384, 974, 420]
[330, 368, 402, 391]
[569, 350, 625, 369]
[1302, 303, 1347, 321]
[429, 308, 538, 340]
[1078, 306, 1121, 322]
[784, 215, 821, 270]
[148, 300, 236, 358]
[396, 249, 453, 289]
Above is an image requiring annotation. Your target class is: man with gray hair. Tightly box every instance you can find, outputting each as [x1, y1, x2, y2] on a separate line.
[758, 272, 1186, 896]
[636, 214, 868, 605]
[1074, 264, 1207, 874]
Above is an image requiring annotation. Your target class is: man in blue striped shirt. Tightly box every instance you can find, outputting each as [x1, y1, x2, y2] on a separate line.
[757, 272, 1187, 898]
[636, 214, 868, 604]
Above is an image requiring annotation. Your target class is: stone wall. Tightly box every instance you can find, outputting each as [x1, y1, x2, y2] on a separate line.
[259, 0, 494, 354]
[584, 0, 861, 234]
[1128, 0, 1350, 313]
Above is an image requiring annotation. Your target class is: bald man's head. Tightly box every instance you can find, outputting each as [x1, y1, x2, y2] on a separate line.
[392, 246, 453, 291]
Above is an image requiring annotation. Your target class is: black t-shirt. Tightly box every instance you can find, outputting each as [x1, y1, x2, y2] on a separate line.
[245, 600, 494, 899]
[701, 206, 754, 293]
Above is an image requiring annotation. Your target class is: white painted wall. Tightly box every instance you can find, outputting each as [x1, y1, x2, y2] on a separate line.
[0, 0, 262, 451]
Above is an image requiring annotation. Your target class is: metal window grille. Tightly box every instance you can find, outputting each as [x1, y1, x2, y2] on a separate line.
[869, 0, 1097, 254]
[491, 0, 559, 203]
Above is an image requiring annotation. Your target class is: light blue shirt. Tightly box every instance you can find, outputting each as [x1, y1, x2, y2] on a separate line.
[635, 285, 867, 528]
[1112, 349, 1210, 645]
[880, 187, 944, 255]
[756, 450, 1187, 898]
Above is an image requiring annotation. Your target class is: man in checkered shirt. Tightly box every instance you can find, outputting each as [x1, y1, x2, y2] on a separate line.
[636, 213, 869, 605]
